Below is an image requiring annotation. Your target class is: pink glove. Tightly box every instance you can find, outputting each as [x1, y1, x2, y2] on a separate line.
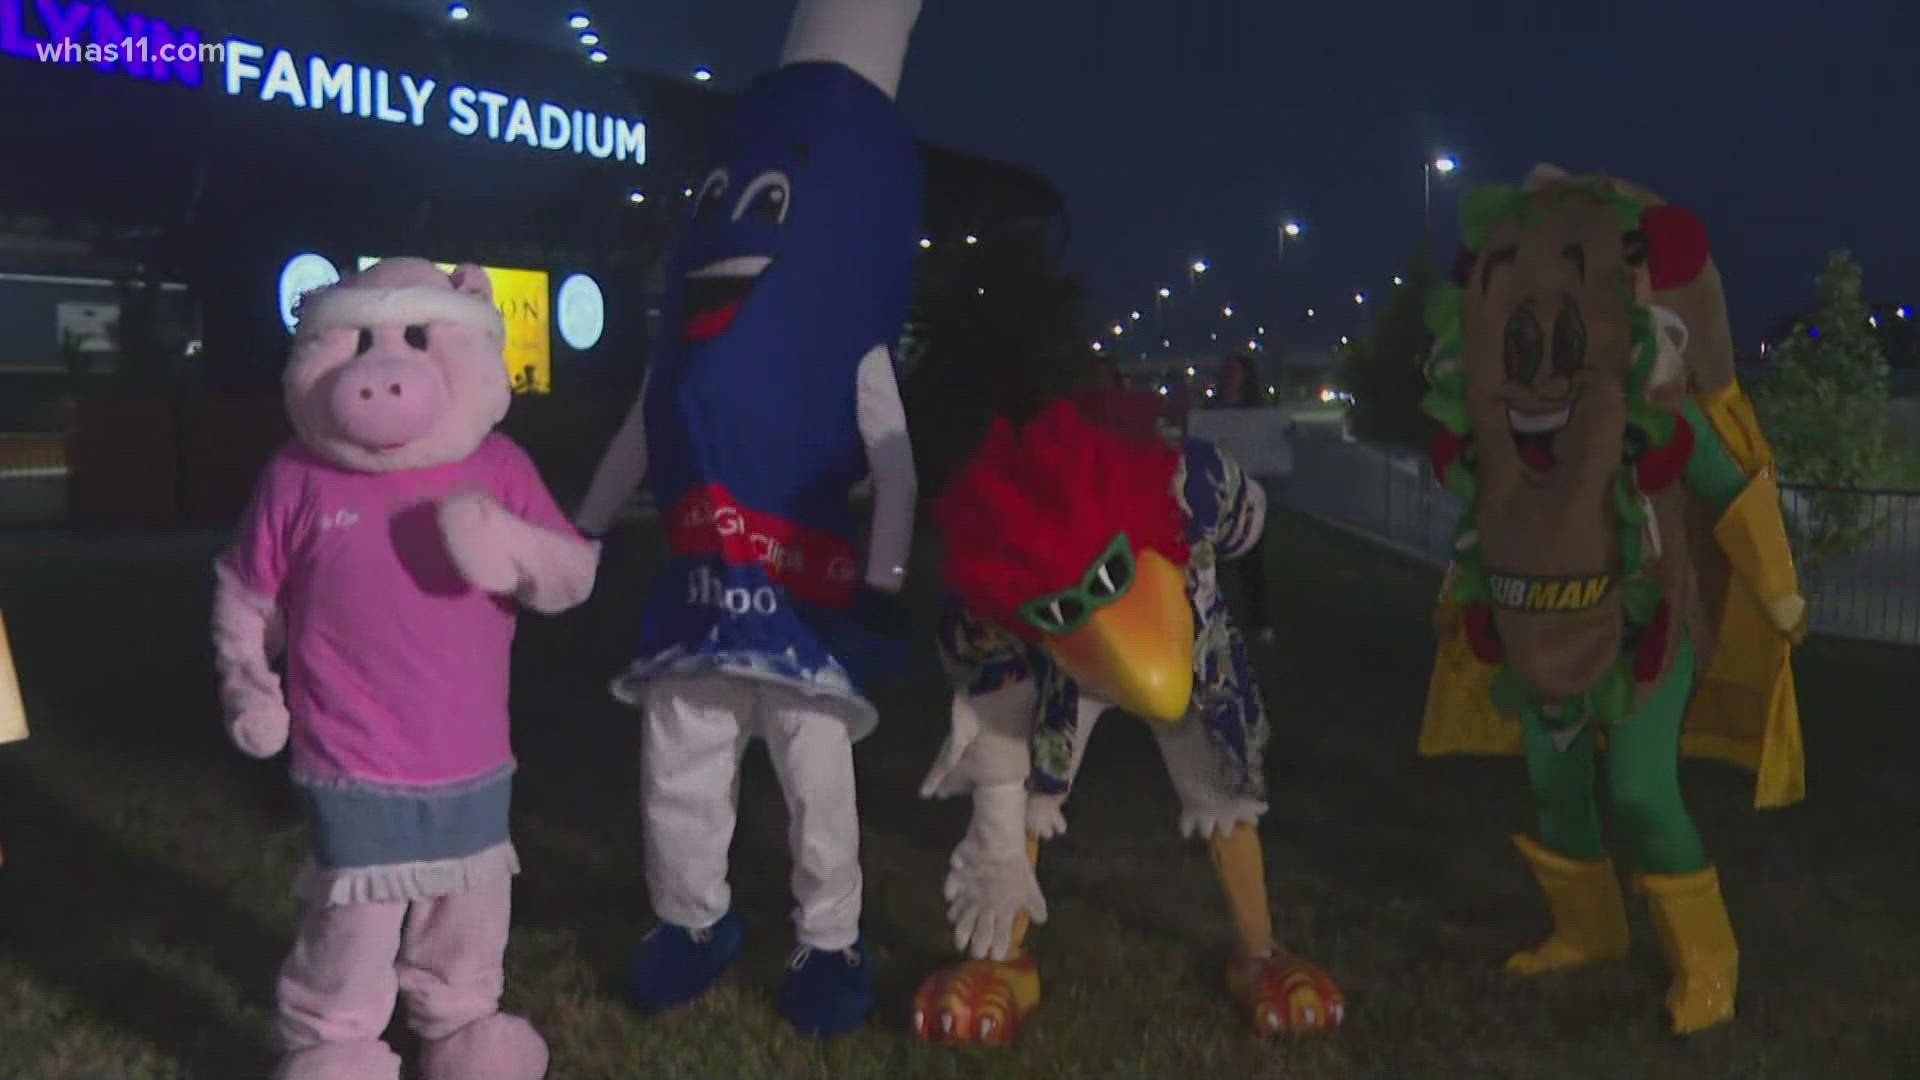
[440, 491, 599, 613]
[439, 491, 522, 595]
[211, 562, 290, 758]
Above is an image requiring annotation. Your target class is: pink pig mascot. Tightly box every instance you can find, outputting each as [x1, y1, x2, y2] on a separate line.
[211, 257, 598, 1080]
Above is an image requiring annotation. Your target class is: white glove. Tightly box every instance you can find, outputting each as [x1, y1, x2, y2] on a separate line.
[944, 783, 1047, 961]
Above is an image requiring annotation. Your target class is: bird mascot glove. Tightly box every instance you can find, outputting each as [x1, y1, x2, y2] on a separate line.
[211, 258, 598, 1080]
[910, 392, 1344, 1047]
[570, 0, 923, 1040]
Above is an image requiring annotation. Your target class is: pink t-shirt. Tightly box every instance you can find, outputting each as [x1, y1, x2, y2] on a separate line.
[223, 434, 576, 787]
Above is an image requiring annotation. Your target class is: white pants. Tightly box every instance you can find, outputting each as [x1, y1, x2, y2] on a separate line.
[639, 672, 862, 951]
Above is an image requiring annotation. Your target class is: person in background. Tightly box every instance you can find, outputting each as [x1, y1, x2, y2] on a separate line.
[1209, 354, 1275, 642]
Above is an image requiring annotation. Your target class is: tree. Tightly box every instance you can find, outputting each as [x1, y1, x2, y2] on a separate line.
[1750, 250, 1892, 562]
[1340, 251, 1439, 448]
[900, 236, 1092, 498]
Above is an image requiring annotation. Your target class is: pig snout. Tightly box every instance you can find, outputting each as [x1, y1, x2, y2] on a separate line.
[328, 354, 446, 450]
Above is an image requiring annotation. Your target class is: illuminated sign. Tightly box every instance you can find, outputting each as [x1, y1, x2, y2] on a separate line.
[2, 1, 647, 166]
[358, 258, 553, 394]
[556, 273, 605, 351]
[278, 252, 342, 332]
[0, 0, 203, 84]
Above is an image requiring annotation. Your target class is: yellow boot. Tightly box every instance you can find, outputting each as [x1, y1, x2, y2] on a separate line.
[1505, 833, 1631, 975]
[1641, 865, 1739, 1034]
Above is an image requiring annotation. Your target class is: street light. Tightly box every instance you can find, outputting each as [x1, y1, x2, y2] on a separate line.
[1129, 310, 1142, 321]
[587, 48, 608, 63]
[447, 3, 470, 20]
[918, 237, 931, 249]
[568, 13, 591, 29]
[1426, 153, 1459, 236]
[1111, 323, 1125, 337]
[693, 67, 713, 82]
[1276, 219, 1303, 268]
[1354, 291, 1367, 305]
[579, 31, 600, 45]
[1222, 305, 1234, 318]
[1393, 275, 1404, 286]
[1191, 259, 1210, 274]
[1157, 286, 1172, 299]
[1306, 307, 1315, 318]
[964, 234, 979, 245]
[1340, 335, 1350, 345]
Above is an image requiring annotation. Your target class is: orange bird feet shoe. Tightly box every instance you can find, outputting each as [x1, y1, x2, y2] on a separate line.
[1228, 949, 1346, 1035]
[909, 955, 1041, 1046]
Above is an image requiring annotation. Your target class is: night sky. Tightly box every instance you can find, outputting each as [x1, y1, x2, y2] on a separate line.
[387, 0, 1917, 353]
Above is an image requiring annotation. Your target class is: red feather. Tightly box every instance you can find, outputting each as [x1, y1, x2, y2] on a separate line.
[1640, 205, 1710, 291]
[1634, 412, 1694, 492]
[936, 397, 1189, 638]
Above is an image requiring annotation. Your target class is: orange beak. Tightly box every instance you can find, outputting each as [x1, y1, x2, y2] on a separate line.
[1041, 549, 1194, 723]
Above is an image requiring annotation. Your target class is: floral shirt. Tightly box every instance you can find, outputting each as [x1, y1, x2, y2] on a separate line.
[937, 438, 1271, 799]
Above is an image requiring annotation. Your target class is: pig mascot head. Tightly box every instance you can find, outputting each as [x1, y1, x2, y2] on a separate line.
[286, 257, 510, 472]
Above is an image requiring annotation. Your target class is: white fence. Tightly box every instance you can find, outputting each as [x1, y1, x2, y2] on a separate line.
[1276, 437, 1920, 647]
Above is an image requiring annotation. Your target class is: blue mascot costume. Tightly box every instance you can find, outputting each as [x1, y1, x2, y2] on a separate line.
[574, 0, 923, 1039]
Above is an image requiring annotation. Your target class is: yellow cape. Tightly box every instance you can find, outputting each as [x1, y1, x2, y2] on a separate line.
[1418, 384, 1805, 809]
[0, 609, 27, 746]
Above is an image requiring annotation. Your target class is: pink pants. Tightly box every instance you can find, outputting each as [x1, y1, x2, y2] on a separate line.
[276, 875, 512, 1054]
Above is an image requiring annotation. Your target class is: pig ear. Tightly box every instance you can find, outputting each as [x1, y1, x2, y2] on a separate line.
[448, 264, 495, 303]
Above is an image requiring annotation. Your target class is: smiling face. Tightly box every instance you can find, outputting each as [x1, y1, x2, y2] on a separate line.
[668, 61, 922, 349]
[1465, 197, 1636, 502]
[680, 163, 795, 342]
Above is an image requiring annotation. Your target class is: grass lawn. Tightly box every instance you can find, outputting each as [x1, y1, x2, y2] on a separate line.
[0, 512, 1914, 1079]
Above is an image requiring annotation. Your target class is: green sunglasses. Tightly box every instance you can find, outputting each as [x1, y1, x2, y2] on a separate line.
[1018, 533, 1137, 636]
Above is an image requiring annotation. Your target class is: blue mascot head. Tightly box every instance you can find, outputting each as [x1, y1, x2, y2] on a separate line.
[666, 0, 924, 363]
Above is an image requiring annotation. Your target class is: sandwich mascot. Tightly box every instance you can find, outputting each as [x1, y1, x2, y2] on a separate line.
[1419, 165, 1807, 1034]
[213, 257, 601, 1080]
[0, 608, 26, 871]
[909, 389, 1344, 1045]
[572, 0, 923, 1039]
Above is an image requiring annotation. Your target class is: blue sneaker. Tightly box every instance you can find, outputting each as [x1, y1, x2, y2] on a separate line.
[775, 937, 874, 1038]
[626, 909, 745, 1015]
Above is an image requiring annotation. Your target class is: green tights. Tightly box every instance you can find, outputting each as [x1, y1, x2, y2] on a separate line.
[1519, 635, 1707, 875]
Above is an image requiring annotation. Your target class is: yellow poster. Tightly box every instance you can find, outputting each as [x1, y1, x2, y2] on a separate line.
[0, 610, 28, 746]
[358, 257, 553, 394]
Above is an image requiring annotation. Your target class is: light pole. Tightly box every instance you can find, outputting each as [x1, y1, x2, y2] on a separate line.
[1276, 219, 1302, 268]
[1425, 154, 1458, 238]
[1189, 258, 1209, 292]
